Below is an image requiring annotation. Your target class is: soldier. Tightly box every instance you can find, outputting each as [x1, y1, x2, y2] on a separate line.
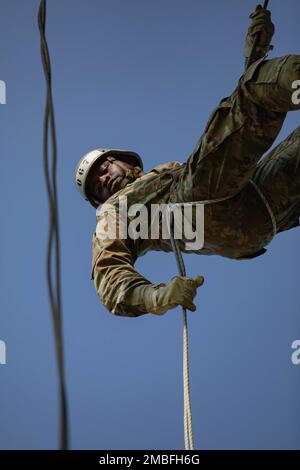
[75, 6, 300, 317]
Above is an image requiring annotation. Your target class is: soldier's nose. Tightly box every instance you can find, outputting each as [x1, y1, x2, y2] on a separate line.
[99, 174, 110, 188]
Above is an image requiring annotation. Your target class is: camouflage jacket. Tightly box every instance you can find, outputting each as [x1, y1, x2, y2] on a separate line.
[91, 159, 274, 317]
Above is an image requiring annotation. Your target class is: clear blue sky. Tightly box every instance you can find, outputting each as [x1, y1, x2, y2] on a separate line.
[0, 0, 299, 450]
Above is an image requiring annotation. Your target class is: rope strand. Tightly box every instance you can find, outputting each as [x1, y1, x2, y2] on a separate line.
[38, 0, 69, 450]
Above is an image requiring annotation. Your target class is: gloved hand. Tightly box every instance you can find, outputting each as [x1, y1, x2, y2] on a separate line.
[127, 275, 204, 315]
[243, 5, 274, 62]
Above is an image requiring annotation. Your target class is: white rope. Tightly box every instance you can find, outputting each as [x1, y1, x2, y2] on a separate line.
[183, 313, 194, 450]
[168, 208, 195, 450]
[167, 179, 277, 450]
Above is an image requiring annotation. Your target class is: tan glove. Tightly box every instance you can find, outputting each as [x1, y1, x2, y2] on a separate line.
[244, 5, 274, 62]
[127, 275, 204, 315]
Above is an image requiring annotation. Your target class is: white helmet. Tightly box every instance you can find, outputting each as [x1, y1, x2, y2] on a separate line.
[75, 148, 143, 202]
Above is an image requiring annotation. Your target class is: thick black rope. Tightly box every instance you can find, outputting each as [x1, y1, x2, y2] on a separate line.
[38, 0, 69, 450]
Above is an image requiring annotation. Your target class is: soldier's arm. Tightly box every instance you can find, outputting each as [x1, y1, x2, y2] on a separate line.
[91, 214, 204, 318]
[92, 230, 153, 317]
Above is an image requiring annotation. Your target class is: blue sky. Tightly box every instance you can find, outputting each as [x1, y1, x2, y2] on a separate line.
[0, 0, 299, 449]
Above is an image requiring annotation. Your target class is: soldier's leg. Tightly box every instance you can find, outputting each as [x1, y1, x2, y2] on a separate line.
[245, 55, 300, 113]
[251, 125, 300, 235]
[171, 56, 300, 204]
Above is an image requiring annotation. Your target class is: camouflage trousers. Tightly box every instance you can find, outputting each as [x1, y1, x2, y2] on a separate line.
[175, 54, 300, 235]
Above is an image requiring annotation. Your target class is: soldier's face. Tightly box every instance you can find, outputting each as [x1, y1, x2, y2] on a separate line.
[90, 158, 133, 203]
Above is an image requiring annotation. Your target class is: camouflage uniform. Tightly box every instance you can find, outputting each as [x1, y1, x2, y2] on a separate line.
[92, 54, 300, 317]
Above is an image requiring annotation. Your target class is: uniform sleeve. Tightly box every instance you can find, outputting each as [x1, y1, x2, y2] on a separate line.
[91, 211, 153, 318]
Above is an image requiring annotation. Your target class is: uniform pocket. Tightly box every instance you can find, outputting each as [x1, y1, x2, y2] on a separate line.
[242, 55, 290, 85]
[201, 95, 245, 158]
[241, 55, 293, 113]
[203, 96, 231, 133]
